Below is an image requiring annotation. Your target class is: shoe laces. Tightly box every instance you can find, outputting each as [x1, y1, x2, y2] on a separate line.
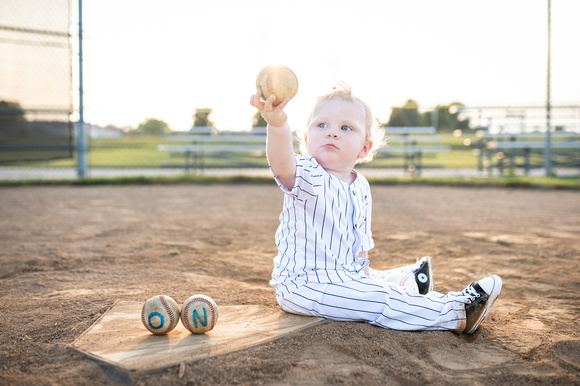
[462, 284, 482, 303]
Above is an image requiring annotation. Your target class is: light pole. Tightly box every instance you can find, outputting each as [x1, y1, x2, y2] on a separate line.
[76, 0, 86, 178]
[545, 0, 552, 176]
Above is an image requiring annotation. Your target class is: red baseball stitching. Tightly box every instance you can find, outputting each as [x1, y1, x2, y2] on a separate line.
[183, 300, 193, 332]
[159, 295, 176, 330]
[141, 306, 148, 331]
[267, 70, 275, 101]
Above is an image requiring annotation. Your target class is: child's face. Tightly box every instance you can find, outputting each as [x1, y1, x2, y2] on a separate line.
[305, 98, 372, 175]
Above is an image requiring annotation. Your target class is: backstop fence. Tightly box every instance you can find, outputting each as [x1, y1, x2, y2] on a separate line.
[0, 0, 73, 163]
[0, 1, 578, 180]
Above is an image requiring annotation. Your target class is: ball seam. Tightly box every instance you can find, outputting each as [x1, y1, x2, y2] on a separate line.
[183, 300, 194, 332]
[160, 295, 176, 332]
[141, 306, 149, 332]
[266, 70, 275, 103]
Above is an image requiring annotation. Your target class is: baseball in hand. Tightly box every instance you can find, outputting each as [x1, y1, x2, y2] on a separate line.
[181, 294, 219, 334]
[256, 65, 299, 106]
[141, 295, 181, 335]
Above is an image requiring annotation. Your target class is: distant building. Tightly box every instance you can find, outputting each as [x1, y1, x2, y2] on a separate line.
[84, 124, 125, 139]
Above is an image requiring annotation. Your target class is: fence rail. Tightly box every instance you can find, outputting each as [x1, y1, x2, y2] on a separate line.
[473, 131, 580, 175]
[157, 127, 452, 175]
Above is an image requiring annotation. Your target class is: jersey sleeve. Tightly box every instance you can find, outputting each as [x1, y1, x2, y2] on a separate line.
[271, 154, 323, 198]
[359, 176, 375, 252]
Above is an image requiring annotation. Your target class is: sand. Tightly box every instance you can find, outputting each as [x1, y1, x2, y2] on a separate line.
[0, 183, 578, 385]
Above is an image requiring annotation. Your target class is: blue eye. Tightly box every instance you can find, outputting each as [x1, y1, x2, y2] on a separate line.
[341, 125, 352, 131]
[318, 123, 328, 128]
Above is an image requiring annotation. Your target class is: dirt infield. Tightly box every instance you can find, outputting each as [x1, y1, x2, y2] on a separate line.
[1, 183, 579, 385]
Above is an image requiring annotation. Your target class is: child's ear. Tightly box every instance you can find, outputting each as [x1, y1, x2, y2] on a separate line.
[358, 139, 373, 159]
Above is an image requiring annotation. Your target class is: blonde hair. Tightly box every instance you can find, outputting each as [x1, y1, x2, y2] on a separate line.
[298, 83, 384, 163]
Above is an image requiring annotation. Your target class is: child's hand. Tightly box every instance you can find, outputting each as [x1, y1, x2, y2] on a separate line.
[250, 91, 290, 128]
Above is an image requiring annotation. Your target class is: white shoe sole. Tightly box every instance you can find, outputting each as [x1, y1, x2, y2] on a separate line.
[465, 275, 502, 334]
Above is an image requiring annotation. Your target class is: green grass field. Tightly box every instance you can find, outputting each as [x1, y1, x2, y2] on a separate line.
[10, 133, 481, 169]
[3, 132, 579, 188]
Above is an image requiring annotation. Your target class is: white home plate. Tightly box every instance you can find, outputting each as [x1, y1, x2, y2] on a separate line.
[71, 301, 324, 379]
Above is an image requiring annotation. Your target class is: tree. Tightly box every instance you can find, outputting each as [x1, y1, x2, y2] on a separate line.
[430, 103, 470, 133]
[136, 118, 169, 136]
[386, 100, 421, 127]
[252, 110, 267, 127]
[0, 100, 26, 138]
[385, 99, 471, 132]
[193, 108, 214, 127]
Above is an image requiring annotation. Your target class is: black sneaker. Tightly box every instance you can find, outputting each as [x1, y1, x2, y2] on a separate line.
[413, 256, 434, 295]
[463, 275, 502, 334]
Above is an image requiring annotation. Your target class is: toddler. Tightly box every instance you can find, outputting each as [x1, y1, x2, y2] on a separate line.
[250, 85, 501, 334]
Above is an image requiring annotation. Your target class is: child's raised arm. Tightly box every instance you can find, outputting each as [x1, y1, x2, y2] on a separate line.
[250, 91, 296, 190]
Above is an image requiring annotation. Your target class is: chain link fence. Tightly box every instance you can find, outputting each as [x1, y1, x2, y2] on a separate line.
[0, 0, 73, 170]
[0, 2, 578, 181]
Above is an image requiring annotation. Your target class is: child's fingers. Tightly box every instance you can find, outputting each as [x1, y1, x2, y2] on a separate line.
[276, 98, 291, 110]
[264, 94, 277, 110]
[250, 91, 264, 108]
[250, 95, 260, 108]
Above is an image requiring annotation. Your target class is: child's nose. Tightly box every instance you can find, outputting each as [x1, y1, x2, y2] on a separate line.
[326, 128, 339, 138]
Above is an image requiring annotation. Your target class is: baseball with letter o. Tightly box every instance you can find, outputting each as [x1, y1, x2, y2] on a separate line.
[141, 295, 180, 335]
[181, 294, 219, 334]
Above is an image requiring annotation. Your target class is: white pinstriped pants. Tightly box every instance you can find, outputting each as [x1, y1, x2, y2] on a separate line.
[275, 277, 468, 332]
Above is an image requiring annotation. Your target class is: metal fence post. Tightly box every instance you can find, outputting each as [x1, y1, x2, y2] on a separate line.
[545, 0, 552, 176]
[76, 0, 87, 178]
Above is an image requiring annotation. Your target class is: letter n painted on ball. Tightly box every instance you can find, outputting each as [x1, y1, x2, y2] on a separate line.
[192, 308, 208, 328]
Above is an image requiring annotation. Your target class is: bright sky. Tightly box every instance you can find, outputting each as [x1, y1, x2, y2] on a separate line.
[78, 0, 580, 131]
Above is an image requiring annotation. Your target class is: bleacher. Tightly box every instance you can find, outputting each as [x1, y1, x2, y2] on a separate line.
[157, 126, 449, 175]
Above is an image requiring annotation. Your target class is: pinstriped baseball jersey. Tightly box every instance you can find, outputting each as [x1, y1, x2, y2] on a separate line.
[269, 154, 468, 332]
[270, 154, 374, 288]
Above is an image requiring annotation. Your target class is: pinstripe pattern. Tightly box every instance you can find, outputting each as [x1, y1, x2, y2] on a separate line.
[276, 278, 467, 331]
[269, 154, 467, 331]
[271, 154, 373, 288]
